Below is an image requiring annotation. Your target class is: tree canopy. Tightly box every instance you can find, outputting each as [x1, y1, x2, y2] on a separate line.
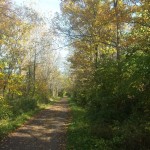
[58, 0, 150, 149]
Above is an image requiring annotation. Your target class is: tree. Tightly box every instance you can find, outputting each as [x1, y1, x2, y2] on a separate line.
[59, 0, 150, 149]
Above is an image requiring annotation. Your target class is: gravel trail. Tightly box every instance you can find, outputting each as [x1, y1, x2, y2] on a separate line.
[0, 98, 70, 150]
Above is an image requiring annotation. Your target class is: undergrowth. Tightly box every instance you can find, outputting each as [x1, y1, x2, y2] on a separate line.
[67, 99, 111, 150]
[67, 98, 150, 150]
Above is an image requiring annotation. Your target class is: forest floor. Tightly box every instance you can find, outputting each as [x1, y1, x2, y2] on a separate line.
[0, 98, 70, 150]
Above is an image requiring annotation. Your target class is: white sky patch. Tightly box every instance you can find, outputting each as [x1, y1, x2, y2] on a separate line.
[12, 0, 60, 15]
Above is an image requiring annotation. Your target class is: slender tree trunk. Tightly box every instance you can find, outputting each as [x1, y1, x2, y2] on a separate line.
[32, 46, 37, 97]
[95, 44, 98, 69]
[114, 0, 120, 60]
[27, 64, 31, 95]
[3, 85, 6, 97]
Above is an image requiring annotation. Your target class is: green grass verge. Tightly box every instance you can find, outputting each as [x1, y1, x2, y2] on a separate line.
[67, 99, 112, 150]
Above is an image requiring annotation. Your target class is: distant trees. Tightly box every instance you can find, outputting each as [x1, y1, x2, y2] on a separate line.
[59, 0, 150, 149]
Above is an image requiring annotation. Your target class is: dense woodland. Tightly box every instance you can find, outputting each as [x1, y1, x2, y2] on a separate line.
[0, 0, 150, 149]
[0, 0, 66, 138]
[57, 0, 149, 149]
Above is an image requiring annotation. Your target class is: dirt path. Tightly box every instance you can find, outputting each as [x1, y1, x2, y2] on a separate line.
[0, 99, 70, 150]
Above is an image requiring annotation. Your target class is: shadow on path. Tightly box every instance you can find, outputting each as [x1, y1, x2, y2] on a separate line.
[0, 99, 70, 150]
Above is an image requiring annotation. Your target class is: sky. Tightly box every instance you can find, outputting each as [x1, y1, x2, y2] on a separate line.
[13, 0, 61, 15]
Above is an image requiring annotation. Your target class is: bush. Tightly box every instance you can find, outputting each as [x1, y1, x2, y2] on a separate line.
[0, 97, 12, 119]
[6, 97, 37, 115]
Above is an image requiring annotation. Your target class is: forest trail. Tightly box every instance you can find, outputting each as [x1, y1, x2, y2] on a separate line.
[0, 99, 70, 150]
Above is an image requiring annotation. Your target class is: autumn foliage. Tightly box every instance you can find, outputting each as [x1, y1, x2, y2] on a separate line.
[59, 0, 150, 149]
[0, 0, 64, 138]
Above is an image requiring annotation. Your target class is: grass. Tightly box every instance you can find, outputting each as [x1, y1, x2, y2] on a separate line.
[67, 99, 112, 150]
[67, 99, 91, 150]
